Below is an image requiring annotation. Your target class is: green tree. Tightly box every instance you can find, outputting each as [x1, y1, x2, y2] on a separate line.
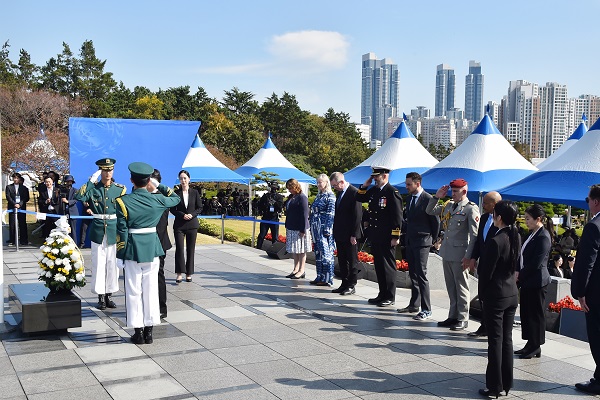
[75, 40, 116, 116]
[16, 49, 38, 88]
[39, 42, 78, 97]
[260, 92, 311, 154]
[221, 87, 259, 117]
[513, 141, 532, 162]
[0, 41, 18, 86]
[133, 95, 165, 120]
[105, 82, 135, 118]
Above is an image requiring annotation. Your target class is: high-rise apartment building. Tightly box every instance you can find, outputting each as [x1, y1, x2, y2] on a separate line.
[435, 64, 455, 117]
[361, 53, 400, 143]
[411, 106, 430, 119]
[540, 82, 569, 157]
[464, 60, 484, 122]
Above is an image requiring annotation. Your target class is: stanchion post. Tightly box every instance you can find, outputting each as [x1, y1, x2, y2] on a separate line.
[14, 208, 19, 251]
[221, 214, 225, 244]
[251, 217, 256, 248]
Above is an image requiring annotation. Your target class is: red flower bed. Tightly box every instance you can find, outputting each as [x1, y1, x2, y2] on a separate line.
[358, 251, 374, 263]
[264, 233, 286, 243]
[548, 296, 582, 313]
[395, 259, 409, 271]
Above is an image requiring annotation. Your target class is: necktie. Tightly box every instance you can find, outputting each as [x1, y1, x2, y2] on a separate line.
[409, 195, 417, 213]
[483, 214, 493, 239]
[452, 202, 459, 211]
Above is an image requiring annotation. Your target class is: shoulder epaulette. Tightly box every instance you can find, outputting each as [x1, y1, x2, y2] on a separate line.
[114, 183, 125, 188]
[468, 201, 477, 206]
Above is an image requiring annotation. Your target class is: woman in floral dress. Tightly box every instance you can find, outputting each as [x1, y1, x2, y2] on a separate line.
[309, 174, 336, 286]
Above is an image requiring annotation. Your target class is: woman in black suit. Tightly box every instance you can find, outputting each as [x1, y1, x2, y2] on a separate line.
[516, 204, 552, 359]
[478, 200, 520, 398]
[170, 170, 202, 283]
[38, 176, 61, 238]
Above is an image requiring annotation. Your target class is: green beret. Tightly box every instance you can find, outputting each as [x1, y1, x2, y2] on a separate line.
[128, 162, 154, 179]
[96, 158, 116, 170]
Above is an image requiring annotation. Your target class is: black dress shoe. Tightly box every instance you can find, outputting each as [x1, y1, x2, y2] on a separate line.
[450, 321, 468, 331]
[368, 297, 383, 304]
[514, 345, 530, 355]
[331, 286, 346, 293]
[286, 272, 298, 278]
[397, 306, 419, 314]
[478, 388, 500, 398]
[575, 379, 600, 395]
[131, 328, 145, 344]
[105, 294, 117, 309]
[468, 327, 487, 337]
[437, 318, 458, 327]
[519, 347, 541, 359]
[97, 295, 106, 310]
[290, 272, 305, 279]
[315, 281, 330, 286]
[341, 287, 355, 296]
[160, 312, 168, 319]
[143, 326, 153, 344]
[377, 299, 395, 307]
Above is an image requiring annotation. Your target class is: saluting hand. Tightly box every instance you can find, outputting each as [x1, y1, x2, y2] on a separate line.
[435, 185, 450, 199]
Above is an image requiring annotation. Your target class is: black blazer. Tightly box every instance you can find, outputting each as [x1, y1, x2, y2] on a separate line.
[519, 227, 552, 289]
[153, 192, 172, 251]
[404, 191, 440, 248]
[355, 182, 403, 243]
[38, 185, 61, 214]
[5, 183, 30, 209]
[285, 193, 309, 231]
[170, 188, 202, 231]
[478, 227, 519, 301]
[471, 212, 499, 261]
[572, 215, 600, 305]
[333, 185, 362, 241]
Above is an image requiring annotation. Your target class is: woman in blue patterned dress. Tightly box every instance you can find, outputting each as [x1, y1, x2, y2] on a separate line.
[309, 174, 336, 286]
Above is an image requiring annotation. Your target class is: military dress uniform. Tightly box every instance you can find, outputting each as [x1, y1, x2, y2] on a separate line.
[115, 162, 180, 344]
[426, 189, 479, 325]
[75, 158, 126, 305]
[356, 174, 403, 304]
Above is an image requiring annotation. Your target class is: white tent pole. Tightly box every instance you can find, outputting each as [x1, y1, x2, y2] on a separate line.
[1, 110, 4, 324]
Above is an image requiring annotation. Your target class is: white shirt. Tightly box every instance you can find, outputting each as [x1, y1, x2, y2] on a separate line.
[182, 190, 189, 208]
[520, 225, 542, 270]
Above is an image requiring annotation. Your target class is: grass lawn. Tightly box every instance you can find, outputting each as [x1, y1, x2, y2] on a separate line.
[199, 216, 287, 244]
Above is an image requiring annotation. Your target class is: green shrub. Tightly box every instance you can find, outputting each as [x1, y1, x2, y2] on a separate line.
[240, 238, 253, 247]
[223, 232, 239, 242]
[198, 219, 220, 236]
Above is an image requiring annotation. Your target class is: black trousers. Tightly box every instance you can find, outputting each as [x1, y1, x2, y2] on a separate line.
[371, 241, 397, 301]
[79, 218, 91, 247]
[8, 209, 27, 244]
[585, 302, 600, 380]
[42, 217, 58, 239]
[406, 244, 431, 311]
[484, 295, 518, 394]
[257, 219, 279, 249]
[174, 228, 197, 275]
[335, 238, 358, 288]
[158, 255, 167, 314]
[519, 285, 548, 348]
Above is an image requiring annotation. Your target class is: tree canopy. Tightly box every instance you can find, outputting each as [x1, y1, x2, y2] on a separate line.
[0, 39, 372, 176]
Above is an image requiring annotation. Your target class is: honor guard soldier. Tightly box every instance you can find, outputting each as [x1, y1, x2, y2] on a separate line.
[426, 178, 480, 331]
[75, 158, 126, 310]
[115, 162, 180, 344]
[356, 166, 403, 307]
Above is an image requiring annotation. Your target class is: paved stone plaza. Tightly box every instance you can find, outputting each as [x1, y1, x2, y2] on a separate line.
[0, 243, 597, 399]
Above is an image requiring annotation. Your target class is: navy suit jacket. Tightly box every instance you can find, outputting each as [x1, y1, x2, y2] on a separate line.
[519, 227, 552, 289]
[333, 185, 362, 241]
[404, 191, 439, 248]
[478, 228, 519, 301]
[572, 214, 600, 305]
[471, 212, 499, 261]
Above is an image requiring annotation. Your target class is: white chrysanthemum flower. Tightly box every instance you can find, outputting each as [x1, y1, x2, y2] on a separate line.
[55, 258, 63, 265]
[70, 253, 79, 261]
[75, 273, 84, 281]
[63, 265, 72, 273]
[51, 248, 59, 255]
[44, 258, 54, 266]
[69, 279, 75, 282]
[56, 238, 64, 244]
[45, 271, 53, 278]
[60, 246, 70, 254]
[43, 246, 51, 253]
[74, 261, 82, 269]
[54, 274, 66, 282]
[46, 237, 55, 244]
[62, 259, 71, 267]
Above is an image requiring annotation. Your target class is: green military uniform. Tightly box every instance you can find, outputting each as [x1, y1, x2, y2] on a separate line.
[116, 162, 180, 343]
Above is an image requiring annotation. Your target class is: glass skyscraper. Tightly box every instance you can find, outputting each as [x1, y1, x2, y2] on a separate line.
[435, 64, 455, 117]
[465, 60, 484, 121]
[361, 53, 400, 143]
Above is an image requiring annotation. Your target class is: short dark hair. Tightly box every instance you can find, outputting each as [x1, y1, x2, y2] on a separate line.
[405, 172, 422, 183]
[589, 184, 600, 201]
[178, 170, 190, 179]
[131, 176, 150, 187]
[151, 168, 162, 183]
[11, 172, 23, 182]
[553, 254, 562, 262]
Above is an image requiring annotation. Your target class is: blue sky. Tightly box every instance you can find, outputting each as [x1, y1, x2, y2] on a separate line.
[3, 1, 599, 123]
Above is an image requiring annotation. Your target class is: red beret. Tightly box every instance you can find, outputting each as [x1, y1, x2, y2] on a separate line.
[449, 178, 468, 188]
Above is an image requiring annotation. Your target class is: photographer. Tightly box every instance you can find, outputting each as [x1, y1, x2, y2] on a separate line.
[256, 181, 284, 249]
[59, 175, 80, 242]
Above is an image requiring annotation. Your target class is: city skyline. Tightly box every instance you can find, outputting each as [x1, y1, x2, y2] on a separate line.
[2, 1, 600, 124]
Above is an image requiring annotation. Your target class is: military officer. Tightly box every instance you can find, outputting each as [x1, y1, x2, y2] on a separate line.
[115, 162, 180, 344]
[355, 166, 403, 307]
[75, 158, 127, 310]
[426, 178, 480, 331]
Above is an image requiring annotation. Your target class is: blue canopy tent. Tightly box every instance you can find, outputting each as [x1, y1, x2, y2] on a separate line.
[235, 135, 316, 184]
[180, 134, 248, 184]
[420, 114, 537, 202]
[499, 116, 600, 209]
[344, 121, 438, 189]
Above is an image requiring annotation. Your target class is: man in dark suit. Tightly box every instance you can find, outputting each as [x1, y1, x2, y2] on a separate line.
[397, 172, 440, 320]
[5, 172, 30, 246]
[356, 166, 403, 307]
[330, 172, 362, 295]
[467, 191, 501, 337]
[573, 184, 600, 395]
[150, 169, 172, 319]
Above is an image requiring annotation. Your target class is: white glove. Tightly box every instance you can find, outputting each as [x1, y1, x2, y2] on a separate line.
[90, 169, 102, 183]
[116, 259, 125, 269]
[150, 178, 160, 189]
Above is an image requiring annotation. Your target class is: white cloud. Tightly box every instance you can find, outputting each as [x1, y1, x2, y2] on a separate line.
[268, 30, 349, 70]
